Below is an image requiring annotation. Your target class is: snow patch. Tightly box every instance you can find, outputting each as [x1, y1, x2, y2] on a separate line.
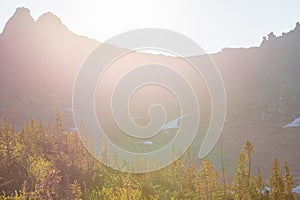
[261, 185, 300, 194]
[293, 184, 300, 194]
[143, 141, 153, 145]
[283, 116, 300, 128]
[264, 186, 271, 192]
[160, 113, 192, 131]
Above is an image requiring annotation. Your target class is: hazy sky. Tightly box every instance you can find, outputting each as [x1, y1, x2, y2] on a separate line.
[0, 0, 300, 53]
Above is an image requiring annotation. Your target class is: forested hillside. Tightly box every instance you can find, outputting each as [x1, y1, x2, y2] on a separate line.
[0, 111, 299, 199]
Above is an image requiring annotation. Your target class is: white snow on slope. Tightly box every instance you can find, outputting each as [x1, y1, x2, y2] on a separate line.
[160, 113, 192, 131]
[283, 116, 300, 128]
[143, 141, 153, 145]
[293, 184, 300, 194]
[261, 185, 300, 194]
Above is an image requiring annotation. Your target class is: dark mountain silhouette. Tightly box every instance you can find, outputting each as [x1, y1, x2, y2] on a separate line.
[1, 7, 300, 179]
[0, 7, 99, 127]
[208, 22, 300, 178]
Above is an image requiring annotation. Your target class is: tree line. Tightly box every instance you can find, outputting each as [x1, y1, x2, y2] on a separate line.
[0, 111, 298, 199]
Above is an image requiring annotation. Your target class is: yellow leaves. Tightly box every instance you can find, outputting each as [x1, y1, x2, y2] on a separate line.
[28, 156, 53, 181]
[99, 186, 142, 200]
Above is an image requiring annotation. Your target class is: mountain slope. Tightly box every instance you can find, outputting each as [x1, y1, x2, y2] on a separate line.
[1, 7, 300, 179]
[0, 7, 99, 127]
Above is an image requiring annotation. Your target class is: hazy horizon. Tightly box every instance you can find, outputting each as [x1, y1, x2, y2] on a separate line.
[1, 0, 300, 54]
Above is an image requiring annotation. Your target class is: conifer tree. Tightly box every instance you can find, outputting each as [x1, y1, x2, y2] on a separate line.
[269, 158, 285, 200]
[256, 168, 265, 200]
[244, 140, 254, 180]
[284, 162, 295, 200]
[220, 141, 227, 200]
[233, 152, 251, 200]
[196, 160, 219, 200]
[55, 108, 64, 135]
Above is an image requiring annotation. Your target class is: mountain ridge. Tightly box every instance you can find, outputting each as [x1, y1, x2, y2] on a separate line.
[2, 7, 299, 55]
[1, 7, 300, 179]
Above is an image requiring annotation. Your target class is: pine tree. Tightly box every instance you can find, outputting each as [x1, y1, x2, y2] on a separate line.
[233, 152, 251, 200]
[269, 158, 285, 200]
[196, 160, 219, 200]
[256, 168, 265, 200]
[220, 141, 227, 200]
[55, 108, 64, 135]
[284, 162, 295, 200]
[244, 140, 254, 180]
[181, 147, 197, 196]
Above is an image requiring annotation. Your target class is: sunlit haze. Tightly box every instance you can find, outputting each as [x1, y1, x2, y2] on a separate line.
[1, 0, 300, 53]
